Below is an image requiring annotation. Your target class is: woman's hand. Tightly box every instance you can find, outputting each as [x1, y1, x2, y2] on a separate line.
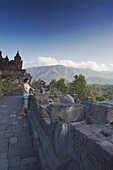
[29, 93, 33, 96]
[31, 88, 34, 91]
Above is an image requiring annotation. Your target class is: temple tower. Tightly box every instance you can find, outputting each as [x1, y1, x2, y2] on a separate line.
[14, 51, 23, 70]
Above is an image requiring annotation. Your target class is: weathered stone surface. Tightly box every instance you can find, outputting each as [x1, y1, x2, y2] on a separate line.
[46, 103, 84, 123]
[10, 137, 18, 145]
[9, 156, 21, 167]
[0, 159, 8, 170]
[0, 152, 7, 160]
[0, 96, 40, 170]
[87, 102, 113, 124]
[0, 51, 22, 70]
[10, 114, 16, 118]
[21, 157, 37, 165]
[1, 90, 113, 170]
[60, 94, 75, 103]
[28, 95, 113, 170]
[0, 51, 31, 95]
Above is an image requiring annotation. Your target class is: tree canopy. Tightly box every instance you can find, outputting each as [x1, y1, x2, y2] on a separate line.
[49, 75, 96, 101]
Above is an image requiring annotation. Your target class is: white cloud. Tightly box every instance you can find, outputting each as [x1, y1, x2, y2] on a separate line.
[36, 57, 59, 66]
[24, 56, 112, 71]
[110, 63, 113, 67]
[23, 61, 37, 69]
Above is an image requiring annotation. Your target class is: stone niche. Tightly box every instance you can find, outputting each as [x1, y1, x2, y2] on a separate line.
[0, 51, 31, 95]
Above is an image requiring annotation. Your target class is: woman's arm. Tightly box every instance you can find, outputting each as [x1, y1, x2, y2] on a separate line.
[29, 85, 34, 91]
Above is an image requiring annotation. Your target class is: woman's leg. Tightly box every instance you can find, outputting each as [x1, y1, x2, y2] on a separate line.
[24, 96, 29, 114]
[21, 96, 29, 115]
[22, 106, 26, 115]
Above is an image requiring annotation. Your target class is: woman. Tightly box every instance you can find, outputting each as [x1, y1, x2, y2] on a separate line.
[21, 78, 34, 115]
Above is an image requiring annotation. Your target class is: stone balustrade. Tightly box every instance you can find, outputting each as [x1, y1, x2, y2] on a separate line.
[28, 95, 113, 170]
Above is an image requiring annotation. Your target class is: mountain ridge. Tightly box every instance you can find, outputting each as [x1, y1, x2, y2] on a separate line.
[26, 65, 113, 84]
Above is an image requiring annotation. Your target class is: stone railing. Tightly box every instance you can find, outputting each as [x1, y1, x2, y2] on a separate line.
[28, 95, 113, 170]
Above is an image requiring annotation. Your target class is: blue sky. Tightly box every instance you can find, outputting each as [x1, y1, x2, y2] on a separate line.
[0, 0, 113, 70]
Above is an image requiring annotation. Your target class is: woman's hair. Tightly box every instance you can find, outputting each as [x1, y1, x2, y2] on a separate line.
[23, 78, 29, 83]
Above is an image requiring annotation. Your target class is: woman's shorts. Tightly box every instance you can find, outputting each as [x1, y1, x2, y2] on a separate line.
[23, 96, 29, 109]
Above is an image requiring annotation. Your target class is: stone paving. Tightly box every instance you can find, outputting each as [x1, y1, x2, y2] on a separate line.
[0, 96, 40, 170]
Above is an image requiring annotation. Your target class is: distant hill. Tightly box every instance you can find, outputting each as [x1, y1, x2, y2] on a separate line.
[26, 65, 113, 85]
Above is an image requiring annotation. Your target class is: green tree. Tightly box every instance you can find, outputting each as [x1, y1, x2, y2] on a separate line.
[89, 84, 113, 100]
[71, 74, 88, 101]
[87, 88, 96, 102]
[56, 78, 67, 93]
[96, 96, 106, 101]
[66, 82, 74, 94]
[49, 79, 57, 88]
[37, 79, 46, 85]
[90, 84, 102, 96]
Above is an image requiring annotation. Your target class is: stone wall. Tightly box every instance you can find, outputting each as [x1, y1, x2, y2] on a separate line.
[87, 102, 113, 124]
[0, 51, 31, 95]
[28, 95, 113, 170]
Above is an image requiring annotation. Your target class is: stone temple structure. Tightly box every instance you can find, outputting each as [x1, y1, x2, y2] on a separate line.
[28, 91, 113, 170]
[0, 51, 31, 95]
[1, 51, 113, 169]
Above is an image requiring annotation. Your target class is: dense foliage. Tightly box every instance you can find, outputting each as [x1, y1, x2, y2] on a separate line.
[49, 75, 96, 101]
[89, 84, 113, 101]
[33, 75, 113, 102]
